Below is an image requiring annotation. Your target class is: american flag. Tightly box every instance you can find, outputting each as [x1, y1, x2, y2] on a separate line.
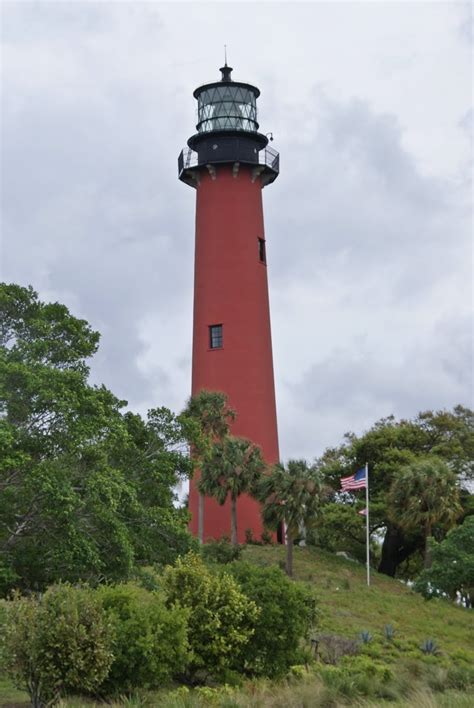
[340, 467, 367, 491]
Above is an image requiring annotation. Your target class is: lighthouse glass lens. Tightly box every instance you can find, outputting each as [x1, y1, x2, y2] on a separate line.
[197, 85, 257, 133]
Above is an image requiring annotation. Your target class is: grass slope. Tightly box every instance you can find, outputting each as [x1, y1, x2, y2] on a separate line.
[242, 544, 473, 660]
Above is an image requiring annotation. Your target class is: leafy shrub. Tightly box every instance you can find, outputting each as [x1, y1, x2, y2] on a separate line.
[162, 553, 258, 680]
[289, 664, 307, 679]
[2, 584, 113, 707]
[341, 655, 394, 683]
[194, 685, 236, 703]
[201, 539, 242, 565]
[132, 566, 161, 591]
[244, 528, 259, 544]
[316, 634, 359, 665]
[228, 562, 319, 677]
[97, 583, 189, 693]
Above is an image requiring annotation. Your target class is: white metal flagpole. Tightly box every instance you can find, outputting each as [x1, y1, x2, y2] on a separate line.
[365, 462, 370, 586]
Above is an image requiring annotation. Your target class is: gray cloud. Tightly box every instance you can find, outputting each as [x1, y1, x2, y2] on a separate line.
[1, 1, 471, 460]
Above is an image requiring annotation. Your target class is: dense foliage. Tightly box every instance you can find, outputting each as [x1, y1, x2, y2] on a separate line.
[316, 408, 473, 577]
[97, 583, 189, 692]
[2, 584, 113, 707]
[312, 502, 367, 563]
[199, 436, 266, 545]
[181, 390, 236, 544]
[387, 456, 461, 568]
[228, 561, 318, 677]
[162, 553, 258, 680]
[0, 283, 195, 594]
[257, 459, 323, 576]
[201, 538, 243, 564]
[414, 516, 474, 607]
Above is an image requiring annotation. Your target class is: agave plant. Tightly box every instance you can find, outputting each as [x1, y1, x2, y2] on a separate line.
[359, 630, 373, 644]
[421, 638, 439, 655]
[384, 624, 395, 641]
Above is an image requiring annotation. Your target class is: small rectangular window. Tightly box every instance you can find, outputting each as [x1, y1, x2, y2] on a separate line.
[209, 324, 223, 349]
[258, 238, 266, 264]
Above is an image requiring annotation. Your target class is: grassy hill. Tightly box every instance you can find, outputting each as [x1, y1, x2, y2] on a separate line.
[1, 545, 473, 707]
[243, 544, 473, 660]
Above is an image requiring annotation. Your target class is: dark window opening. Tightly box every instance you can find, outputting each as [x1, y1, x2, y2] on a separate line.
[258, 238, 266, 264]
[209, 324, 223, 349]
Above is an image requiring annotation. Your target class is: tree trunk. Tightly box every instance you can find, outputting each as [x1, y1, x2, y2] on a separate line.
[231, 496, 238, 546]
[378, 524, 420, 577]
[198, 493, 204, 544]
[298, 520, 307, 547]
[286, 533, 294, 577]
[424, 523, 432, 569]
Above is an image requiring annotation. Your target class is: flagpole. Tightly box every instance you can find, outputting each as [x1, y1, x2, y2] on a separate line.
[365, 462, 370, 587]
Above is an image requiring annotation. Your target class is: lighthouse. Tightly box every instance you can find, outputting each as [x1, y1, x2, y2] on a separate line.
[178, 62, 280, 543]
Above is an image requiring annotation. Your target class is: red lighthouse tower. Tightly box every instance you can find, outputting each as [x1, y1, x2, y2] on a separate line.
[179, 63, 280, 543]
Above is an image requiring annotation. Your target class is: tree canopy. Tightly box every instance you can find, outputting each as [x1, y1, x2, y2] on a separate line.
[414, 516, 474, 607]
[0, 283, 195, 594]
[387, 456, 461, 568]
[181, 390, 236, 543]
[316, 408, 473, 577]
[199, 436, 266, 545]
[257, 460, 323, 576]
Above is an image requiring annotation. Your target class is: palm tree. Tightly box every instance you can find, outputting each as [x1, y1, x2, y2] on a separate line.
[257, 459, 323, 576]
[182, 391, 236, 543]
[199, 436, 266, 545]
[387, 456, 462, 568]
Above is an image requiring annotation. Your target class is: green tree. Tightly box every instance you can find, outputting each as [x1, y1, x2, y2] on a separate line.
[316, 408, 473, 577]
[312, 502, 368, 563]
[199, 436, 266, 545]
[387, 457, 462, 568]
[162, 553, 258, 681]
[257, 460, 323, 576]
[2, 584, 113, 707]
[414, 516, 474, 607]
[0, 283, 195, 592]
[181, 391, 236, 543]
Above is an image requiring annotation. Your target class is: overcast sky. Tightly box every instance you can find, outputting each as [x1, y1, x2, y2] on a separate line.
[1, 1, 472, 462]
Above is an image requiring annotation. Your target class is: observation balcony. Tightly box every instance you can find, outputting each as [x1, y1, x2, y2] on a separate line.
[178, 141, 279, 189]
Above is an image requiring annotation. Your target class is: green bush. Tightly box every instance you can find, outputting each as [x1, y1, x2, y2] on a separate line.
[340, 655, 394, 683]
[201, 539, 242, 565]
[162, 553, 258, 680]
[2, 584, 113, 707]
[228, 562, 319, 677]
[97, 583, 189, 693]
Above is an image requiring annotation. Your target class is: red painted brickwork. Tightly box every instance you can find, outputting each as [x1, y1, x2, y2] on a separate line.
[189, 165, 280, 543]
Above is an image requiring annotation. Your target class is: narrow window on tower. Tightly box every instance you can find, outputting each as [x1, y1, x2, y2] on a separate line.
[258, 238, 266, 264]
[209, 324, 223, 349]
